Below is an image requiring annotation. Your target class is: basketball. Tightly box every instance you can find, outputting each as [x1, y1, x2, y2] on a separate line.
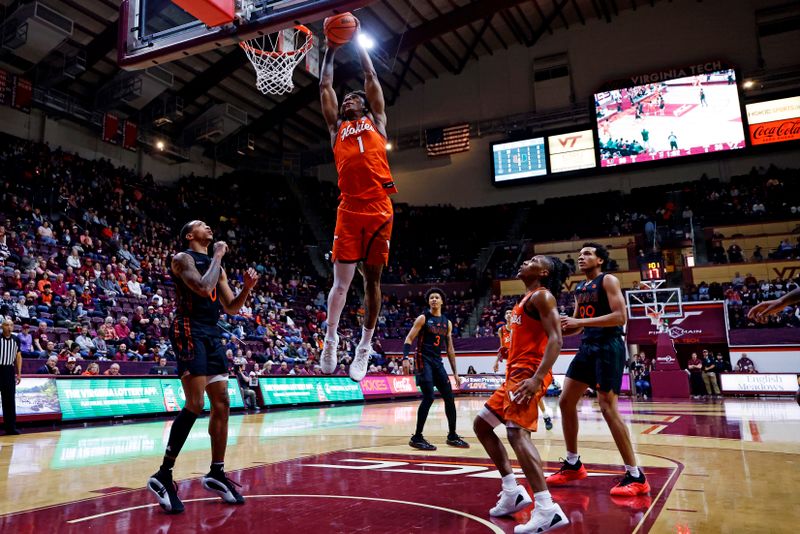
[323, 12, 358, 45]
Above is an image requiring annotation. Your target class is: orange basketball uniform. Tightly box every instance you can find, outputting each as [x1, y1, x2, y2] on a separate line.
[498, 325, 512, 359]
[332, 116, 397, 265]
[485, 289, 554, 431]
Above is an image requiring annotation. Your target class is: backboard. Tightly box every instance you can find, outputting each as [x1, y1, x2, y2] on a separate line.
[118, 0, 372, 70]
[625, 280, 683, 333]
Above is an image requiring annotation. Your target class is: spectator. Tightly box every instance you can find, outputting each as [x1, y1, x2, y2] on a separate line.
[82, 362, 100, 376]
[67, 248, 82, 269]
[702, 349, 721, 397]
[104, 363, 122, 376]
[64, 357, 83, 375]
[127, 276, 144, 298]
[149, 357, 176, 375]
[736, 353, 757, 373]
[335, 363, 347, 376]
[687, 352, 705, 398]
[714, 353, 732, 388]
[37, 356, 60, 375]
[114, 316, 131, 340]
[18, 324, 35, 358]
[466, 365, 477, 374]
[92, 329, 109, 359]
[235, 364, 257, 409]
[73, 326, 95, 355]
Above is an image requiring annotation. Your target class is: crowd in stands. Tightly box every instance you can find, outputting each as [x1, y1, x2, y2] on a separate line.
[1, 131, 798, 366]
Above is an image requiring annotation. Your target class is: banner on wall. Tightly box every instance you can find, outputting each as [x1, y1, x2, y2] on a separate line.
[720, 373, 798, 393]
[0, 378, 60, 419]
[161, 378, 244, 411]
[57, 379, 166, 420]
[259, 377, 364, 406]
[627, 303, 726, 344]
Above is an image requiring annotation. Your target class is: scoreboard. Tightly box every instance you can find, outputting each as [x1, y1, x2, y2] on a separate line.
[492, 137, 547, 183]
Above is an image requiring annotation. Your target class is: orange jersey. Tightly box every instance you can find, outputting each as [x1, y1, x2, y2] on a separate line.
[333, 116, 397, 201]
[498, 326, 512, 350]
[507, 289, 549, 369]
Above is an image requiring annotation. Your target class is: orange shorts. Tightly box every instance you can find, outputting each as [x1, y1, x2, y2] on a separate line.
[484, 365, 553, 432]
[332, 196, 393, 265]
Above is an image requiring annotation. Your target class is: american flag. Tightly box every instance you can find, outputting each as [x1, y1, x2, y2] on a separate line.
[425, 123, 470, 157]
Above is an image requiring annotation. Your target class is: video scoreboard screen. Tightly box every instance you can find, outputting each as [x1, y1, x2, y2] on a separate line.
[492, 137, 547, 184]
[547, 130, 597, 173]
[594, 68, 745, 167]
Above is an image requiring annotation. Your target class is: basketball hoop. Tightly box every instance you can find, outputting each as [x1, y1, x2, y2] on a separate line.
[239, 25, 313, 95]
[647, 310, 666, 333]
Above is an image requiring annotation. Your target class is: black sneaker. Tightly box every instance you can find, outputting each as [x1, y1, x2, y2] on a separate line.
[409, 434, 437, 451]
[446, 434, 470, 448]
[202, 471, 245, 504]
[147, 470, 184, 514]
[544, 416, 553, 431]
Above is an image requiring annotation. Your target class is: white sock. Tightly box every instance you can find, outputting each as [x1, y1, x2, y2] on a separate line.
[625, 464, 640, 478]
[325, 324, 338, 343]
[566, 451, 580, 465]
[358, 327, 374, 348]
[501, 473, 517, 491]
[541, 405, 552, 418]
[533, 490, 554, 509]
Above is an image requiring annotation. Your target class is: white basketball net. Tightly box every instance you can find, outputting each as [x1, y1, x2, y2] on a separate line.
[239, 26, 313, 95]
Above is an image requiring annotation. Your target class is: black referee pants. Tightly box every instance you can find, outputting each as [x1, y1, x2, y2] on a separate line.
[0, 366, 16, 431]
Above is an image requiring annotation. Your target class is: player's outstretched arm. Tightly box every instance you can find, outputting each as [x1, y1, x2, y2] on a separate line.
[171, 242, 226, 297]
[748, 287, 800, 320]
[319, 44, 339, 144]
[446, 320, 460, 384]
[493, 327, 505, 372]
[217, 268, 260, 315]
[402, 315, 426, 359]
[353, 26, 386, 135]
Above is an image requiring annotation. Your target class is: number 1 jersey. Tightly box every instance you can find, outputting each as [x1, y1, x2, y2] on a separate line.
[334, 116, 397, 201]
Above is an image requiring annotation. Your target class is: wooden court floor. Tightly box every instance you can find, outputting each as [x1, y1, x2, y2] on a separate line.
[0, 396, 797, 533]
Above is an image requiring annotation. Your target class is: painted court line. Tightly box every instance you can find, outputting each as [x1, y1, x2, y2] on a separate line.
[359, 456, 627, 475]
[67, 494, 505, 532]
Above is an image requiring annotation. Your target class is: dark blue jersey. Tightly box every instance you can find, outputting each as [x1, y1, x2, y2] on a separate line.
[171, 250, 223, 334]
[415, 311, 449, 371]
[575, 273, 623, 341]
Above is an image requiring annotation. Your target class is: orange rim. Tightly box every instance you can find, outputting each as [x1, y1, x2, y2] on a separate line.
[239, 25, 313, 58]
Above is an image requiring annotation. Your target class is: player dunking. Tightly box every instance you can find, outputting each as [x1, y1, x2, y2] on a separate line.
[474, 256, 570, 533]
[403, 288, 468, 450]
[547, 243, 650, 497]
[318, 21, 397, 382]
[148, 221, 259, 513]
[494, 310, 553, 430]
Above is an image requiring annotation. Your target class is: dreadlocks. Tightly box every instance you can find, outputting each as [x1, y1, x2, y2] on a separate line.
[539, 256, 570, 299]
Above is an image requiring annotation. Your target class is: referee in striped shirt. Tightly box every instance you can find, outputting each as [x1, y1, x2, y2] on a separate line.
[1, 319, 22, 435]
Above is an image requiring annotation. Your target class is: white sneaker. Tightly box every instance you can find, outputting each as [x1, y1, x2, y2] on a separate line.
[489, 485, 532, 517]
[320, 337, 338, 374]
[348, 345, 370, 382]
[514, 503, 569, 533]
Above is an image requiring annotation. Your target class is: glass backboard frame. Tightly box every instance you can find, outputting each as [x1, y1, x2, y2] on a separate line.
[118, 0, 372, 70]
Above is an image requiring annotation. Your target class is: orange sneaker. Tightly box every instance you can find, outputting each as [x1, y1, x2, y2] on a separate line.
[546, 458, 589, 486]
[609, 471, 651, 496]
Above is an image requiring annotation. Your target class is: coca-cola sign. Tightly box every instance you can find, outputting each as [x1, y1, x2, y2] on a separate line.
[746, 96, 800, 146]
[749, 119, 800, 145]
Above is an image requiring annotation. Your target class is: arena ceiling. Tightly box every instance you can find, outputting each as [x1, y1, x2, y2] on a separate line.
[1, 0, 675, 157]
